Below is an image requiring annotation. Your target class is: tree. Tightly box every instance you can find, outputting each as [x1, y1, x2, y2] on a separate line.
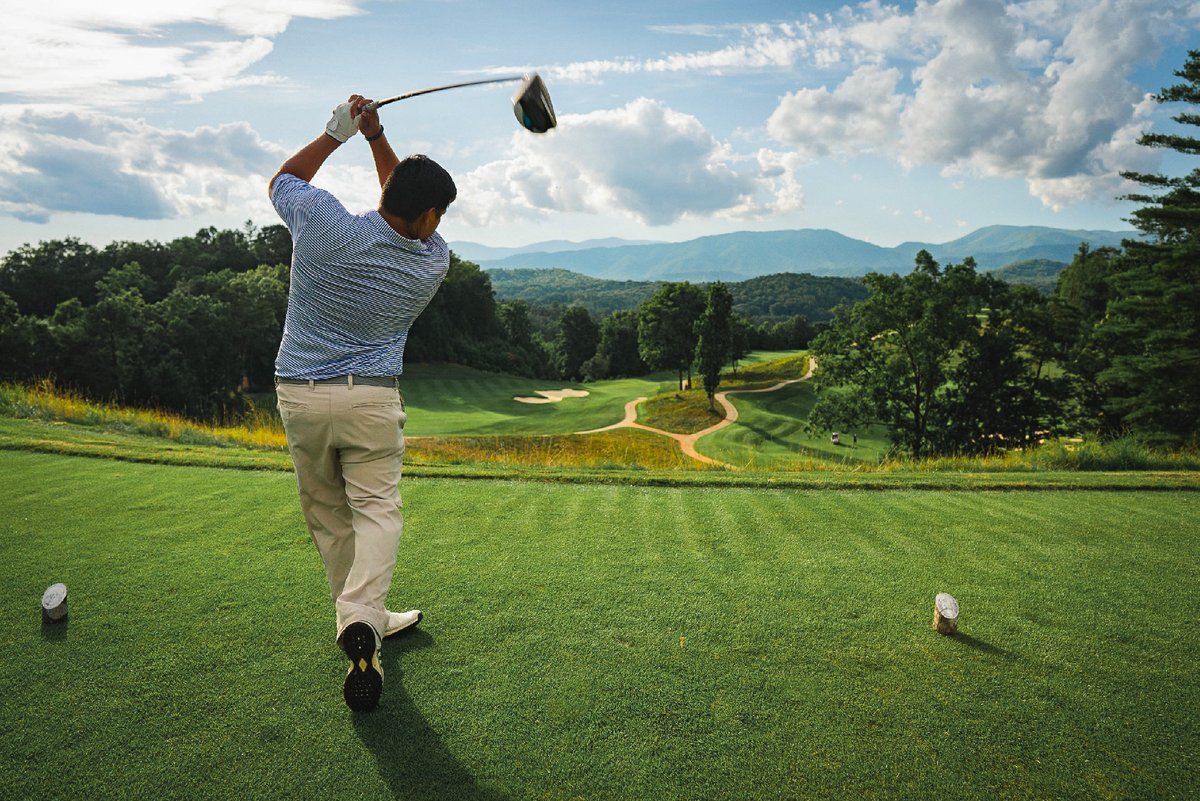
[1053, 244, 1123, 432]
[594, 310, 647, 378]
[694, 283, 733, 410]
[0, 238, 106, 316]
[638, 281, 705, 390]
[807, 388, 874, 437]
[406, 254, 503, 364]
[554, 305, 600, 381]
[809, 251, 980, 458]
[729, 314, 752, 374]
[498, 299, 536, 348]
[251, 223, 293, 267]
[1095, 49, 1200, 445]
[941, 279, 1066, 453]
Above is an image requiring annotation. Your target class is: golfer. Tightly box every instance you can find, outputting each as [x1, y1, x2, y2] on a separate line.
[269, 95, 455, 712]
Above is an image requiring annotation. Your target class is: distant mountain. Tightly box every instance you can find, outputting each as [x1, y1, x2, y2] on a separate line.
[452, 237, 659, 263]
[488, 268, 868, 323]
[488, 269, 663, 316]
[468, 225, 1137, 282]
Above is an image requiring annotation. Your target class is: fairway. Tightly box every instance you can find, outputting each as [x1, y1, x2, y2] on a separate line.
[698, 381, 893, 469]
[1, 452, 1196, 800]
[388, 363, 670, 437]
[275, 351, 800, 441]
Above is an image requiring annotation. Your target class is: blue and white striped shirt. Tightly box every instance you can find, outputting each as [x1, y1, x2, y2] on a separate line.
[271, 173, 450, 379]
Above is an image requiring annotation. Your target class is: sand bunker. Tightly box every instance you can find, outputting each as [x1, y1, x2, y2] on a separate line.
[514, 388, 591, 405]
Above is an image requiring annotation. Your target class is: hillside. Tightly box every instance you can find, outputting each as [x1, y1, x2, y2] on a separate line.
[986, 258, 1067, 293]
[488, 269, 868, 322]
[471, 225, 1136, 282]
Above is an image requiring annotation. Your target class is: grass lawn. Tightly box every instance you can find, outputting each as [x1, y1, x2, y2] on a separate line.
[2, 450, 1196, 800]
[352, 363, 675, 437]
[699, 381, 894, 469]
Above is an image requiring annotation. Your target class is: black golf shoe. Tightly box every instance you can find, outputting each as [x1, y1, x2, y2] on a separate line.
[340, 622, 383, 712]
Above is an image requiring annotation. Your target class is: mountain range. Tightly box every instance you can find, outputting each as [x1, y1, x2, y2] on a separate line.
[454, 225, 1137, 282]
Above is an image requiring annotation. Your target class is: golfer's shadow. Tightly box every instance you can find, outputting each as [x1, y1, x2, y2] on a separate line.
[352, 629, 509, 801]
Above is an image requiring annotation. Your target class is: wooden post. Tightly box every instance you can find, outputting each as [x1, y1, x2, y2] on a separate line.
[932, 592, 958, 636]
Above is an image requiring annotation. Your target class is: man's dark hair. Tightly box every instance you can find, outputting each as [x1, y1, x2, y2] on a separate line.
[381, 155, 457, 221]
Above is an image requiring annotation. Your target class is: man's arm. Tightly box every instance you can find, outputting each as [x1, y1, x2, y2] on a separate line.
[355, 100, 399, 189]
[269, 134, 342, 195]
[268, 95, 365, 195]
[268, 94, 398, 196]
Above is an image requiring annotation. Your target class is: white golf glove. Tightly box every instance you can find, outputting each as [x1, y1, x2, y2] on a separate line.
[325, 102, 358, 143]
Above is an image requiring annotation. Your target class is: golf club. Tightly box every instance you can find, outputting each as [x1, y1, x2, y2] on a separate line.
[364, 73, 557, 133]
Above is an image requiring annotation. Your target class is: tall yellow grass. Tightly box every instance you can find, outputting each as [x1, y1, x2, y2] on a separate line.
[0, 380, 287, 450]
[408, 429, 703, 471]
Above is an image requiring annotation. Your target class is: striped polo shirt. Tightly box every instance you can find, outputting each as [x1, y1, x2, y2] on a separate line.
[271, 173, 450, 379]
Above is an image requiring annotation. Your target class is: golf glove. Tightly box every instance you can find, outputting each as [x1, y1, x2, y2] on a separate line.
[325, 102, 358, 143]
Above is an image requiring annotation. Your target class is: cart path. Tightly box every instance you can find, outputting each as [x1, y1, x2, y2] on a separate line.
[576, 358, 817, 468]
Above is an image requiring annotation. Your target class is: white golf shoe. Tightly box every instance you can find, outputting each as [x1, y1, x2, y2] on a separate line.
[383, 609, 423, 638]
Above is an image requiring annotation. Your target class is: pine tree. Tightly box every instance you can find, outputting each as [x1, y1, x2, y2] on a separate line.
[1098, 50, 1200, 445]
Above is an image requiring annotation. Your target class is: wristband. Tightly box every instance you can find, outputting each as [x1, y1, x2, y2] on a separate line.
[365, 126, 385, 142]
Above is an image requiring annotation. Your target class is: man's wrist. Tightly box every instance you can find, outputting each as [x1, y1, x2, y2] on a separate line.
[365, 126, 385, 143]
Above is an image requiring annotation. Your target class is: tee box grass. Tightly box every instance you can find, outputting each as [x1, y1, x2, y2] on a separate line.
[2, 450, 1197, 800]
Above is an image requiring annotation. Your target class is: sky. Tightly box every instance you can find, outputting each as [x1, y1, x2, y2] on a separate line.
[0, 0, 1197, 257]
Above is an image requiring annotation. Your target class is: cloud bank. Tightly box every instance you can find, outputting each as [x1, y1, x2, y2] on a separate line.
[0, 0, 1195, 230]
[0, 2, 363, 105]
[0, 110, 284, 223]
[454, 98, 796, 227]
[505, 0, 1194, 212]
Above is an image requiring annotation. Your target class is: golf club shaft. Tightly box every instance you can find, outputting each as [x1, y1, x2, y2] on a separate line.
[365, 75, 525, 112]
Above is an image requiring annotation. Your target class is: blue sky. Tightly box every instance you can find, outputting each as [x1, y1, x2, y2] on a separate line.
[0, 0, 1196, 256]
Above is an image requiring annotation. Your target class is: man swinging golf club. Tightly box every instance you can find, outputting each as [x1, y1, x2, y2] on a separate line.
[269, 95, 452, 712]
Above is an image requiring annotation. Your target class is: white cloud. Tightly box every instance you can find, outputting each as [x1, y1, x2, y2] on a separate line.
[0, 2, 363, 107]
[482, 21, 816, 83]
[767, 64, 903, 158]
[454, 99, 771, 227]
[753, 149, 807, 214]
[0, 108, 285, 223]
[764, 0, 1196, 209]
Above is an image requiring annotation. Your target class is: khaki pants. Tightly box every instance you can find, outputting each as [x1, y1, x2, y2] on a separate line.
[276, 381, 406, 642]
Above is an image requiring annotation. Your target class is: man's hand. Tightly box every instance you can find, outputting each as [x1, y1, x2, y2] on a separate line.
[350, 95, 383, 140]
[325, 101, 359, 143]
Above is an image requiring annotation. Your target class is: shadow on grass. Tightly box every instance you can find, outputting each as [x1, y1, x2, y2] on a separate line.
[352, 628, 509, 801]
[41, 620, 68, 641]
[952, 632, 1017, 661]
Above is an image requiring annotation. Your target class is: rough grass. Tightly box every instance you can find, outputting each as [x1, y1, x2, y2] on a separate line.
[0, 380, 287, 450]
[1, 451, 1197, 800]
[638, 388, 724, 434]
[408, 429, 695, 471]
[724, 352, 809, 389]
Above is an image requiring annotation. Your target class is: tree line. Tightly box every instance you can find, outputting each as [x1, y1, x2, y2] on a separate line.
[809, 52, 1200, 453]
[0, 225, 809, 418]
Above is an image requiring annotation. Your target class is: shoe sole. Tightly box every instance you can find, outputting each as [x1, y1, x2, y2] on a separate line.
[384, 610, 423, 639]
[341, 622, 382, 712]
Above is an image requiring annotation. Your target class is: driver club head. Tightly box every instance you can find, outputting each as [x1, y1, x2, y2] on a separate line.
[512, 73, 556, 133]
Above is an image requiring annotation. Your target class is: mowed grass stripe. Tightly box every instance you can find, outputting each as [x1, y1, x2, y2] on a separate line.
[697, 381, 892, 468]
[1, 452, 1197, 800]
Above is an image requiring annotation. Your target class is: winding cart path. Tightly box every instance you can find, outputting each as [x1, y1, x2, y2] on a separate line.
[576, 358, 817, 468]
